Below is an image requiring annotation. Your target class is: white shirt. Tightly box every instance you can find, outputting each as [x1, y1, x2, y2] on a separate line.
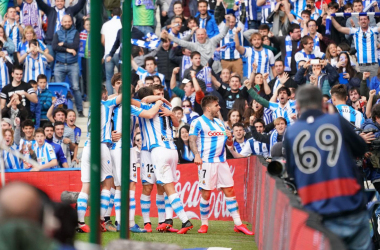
[101, 16, 122, 59]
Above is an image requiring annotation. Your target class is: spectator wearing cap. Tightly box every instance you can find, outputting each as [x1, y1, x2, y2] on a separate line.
[170, 67, 204, 116]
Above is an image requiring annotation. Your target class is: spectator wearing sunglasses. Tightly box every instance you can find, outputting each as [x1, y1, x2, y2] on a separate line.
[181, 99, 199, 124]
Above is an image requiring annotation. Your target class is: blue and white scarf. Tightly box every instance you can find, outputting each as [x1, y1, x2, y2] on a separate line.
[136, 0, 154, 9]
[269, 129, 279, 153]
[183, 92, 196, 107]
[131, 32, 161, 49]
[196, 67, 213, 92]
[55, 7, 66, 32]
[285, 35, 300, 71]
[181, 55, 191, 79]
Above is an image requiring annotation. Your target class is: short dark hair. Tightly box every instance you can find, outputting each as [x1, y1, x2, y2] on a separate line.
[372, 104, 380, 122]
[275, 59, 284, 66]
[145, 76, 154, 83]
[201, 95, 219, 110]
[343, 3, 353, 10]
[21, 119, 34, 129]
[190, 51, 200, 59]
[301, 35, 313, 45]
[254, 119, 265, 128]
[54, 121, 65, 129]
[28, 80, 37, 85]
[111, 73, 121, 86]
[337, 42, 350, 52]
[187, 17, 198, 26]
[144, 56, 156, 67]
[131, 45, 142, 58]
[258, 24, 270, 31]
[328, 2, 339, 9]
[307, 20, 317, 27]
[197, 0, 208, 6]
[37, 74, 47, 82]
[288, 23, 301, 35]
[172, 106, 183, 113]
[232, 122, 244, 129]
[43, 122, 54, 131]
[53, 108, 67, 119]
[28, 39, 38, 47]
[151, 84, 164, 92]
[112, 7, 122, 16]
[13, 65, 23, 73]
[278, 86, 291, 96]
[34, 128, 45, 136]
[349, 87, 360, 95]
[331, 84, 347, 101]
[301, 10, 311, 17]
[173, 1, 183, 7]
[137, 87, 154, 99]
[353, 0, 362, 4]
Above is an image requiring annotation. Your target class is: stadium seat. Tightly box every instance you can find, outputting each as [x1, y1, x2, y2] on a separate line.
[49, 82, 74, 109]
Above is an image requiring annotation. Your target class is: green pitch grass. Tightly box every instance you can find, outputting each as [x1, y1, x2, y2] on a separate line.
[75, 216, 257, 250]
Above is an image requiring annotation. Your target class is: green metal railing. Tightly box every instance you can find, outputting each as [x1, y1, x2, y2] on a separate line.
[89, 0, 132, 243]
[89, 0, 102, 244]
[120, 0, 132, 239]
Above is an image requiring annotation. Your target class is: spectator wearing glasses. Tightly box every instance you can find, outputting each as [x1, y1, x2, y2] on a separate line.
[294, 36, 325, 67]
[181, 99, 199, 124]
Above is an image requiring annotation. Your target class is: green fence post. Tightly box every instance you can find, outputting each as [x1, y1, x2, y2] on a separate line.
[89, 0, 102, 244]
[120, 0, 132, 239]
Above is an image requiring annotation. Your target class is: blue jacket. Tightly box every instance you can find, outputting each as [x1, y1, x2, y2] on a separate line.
[52, 25, 80, 64]
[361, 119, 380, 138]
[38, 88, 53, 120]
[361, 119, 380, 182]
[30, 100, 41, 129]
[45, 139, 67, 168]
[195, 11, 220, 38]
[285, 109, 367, 217]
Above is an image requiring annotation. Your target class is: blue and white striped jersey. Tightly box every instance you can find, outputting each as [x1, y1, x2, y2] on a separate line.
[168, 29, 184, 40]
[268, 100, 297, 125]
[242, 47, 274, 78]
[310, 8, 321, 20]
[3, 144, 21, 169]
[0, 58, 9, 91]
[136, 67, 166, 89]
[263, 107, 274, 125]
[17, 40, 46, 57]
[182, 145, 195, 161]
[335, 104, 364, 128]
[140, 103, 176, 151]
[199, 17, 207, 29]
[349, 27, 378, 64]
[233, 139, 246, 153]
[23, 54, 48, 82]
[189, 115, 228, 163]
[240, 138, 269, 157]
[33, 142, 57, 167]
[291, 0, 306, 19]
[4, 20, 21, 51]
[245, 0, 260, 21]
[219, 22, 244, 60]
[294, 49, 325, 66]
[260, 0, 276, 24]
[101, 97, 118, 144]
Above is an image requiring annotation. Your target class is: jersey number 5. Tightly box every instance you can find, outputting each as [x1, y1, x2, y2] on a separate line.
[292, 124, 342, 174]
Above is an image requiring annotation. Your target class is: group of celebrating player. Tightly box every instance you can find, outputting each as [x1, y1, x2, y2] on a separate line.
[75, 73, 254, 235]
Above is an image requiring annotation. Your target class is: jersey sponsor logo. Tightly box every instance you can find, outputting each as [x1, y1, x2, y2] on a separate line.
[189, 125, 195, 134]
[161, 135, 174, 142]
[208, 131, 226, 136]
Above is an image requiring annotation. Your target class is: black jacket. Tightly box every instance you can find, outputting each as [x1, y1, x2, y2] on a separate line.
[156, 46, 177, 83]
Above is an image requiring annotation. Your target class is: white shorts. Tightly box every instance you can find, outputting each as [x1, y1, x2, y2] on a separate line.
[198, 162, 234, 190]
[140, 150, 156, 184]
[81, 142, 113, 183]
[150, 147, 178, 185]
[111, 147, 138, 186]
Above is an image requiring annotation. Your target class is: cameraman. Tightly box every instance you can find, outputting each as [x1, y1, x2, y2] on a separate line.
[284, 85, 374, 250]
